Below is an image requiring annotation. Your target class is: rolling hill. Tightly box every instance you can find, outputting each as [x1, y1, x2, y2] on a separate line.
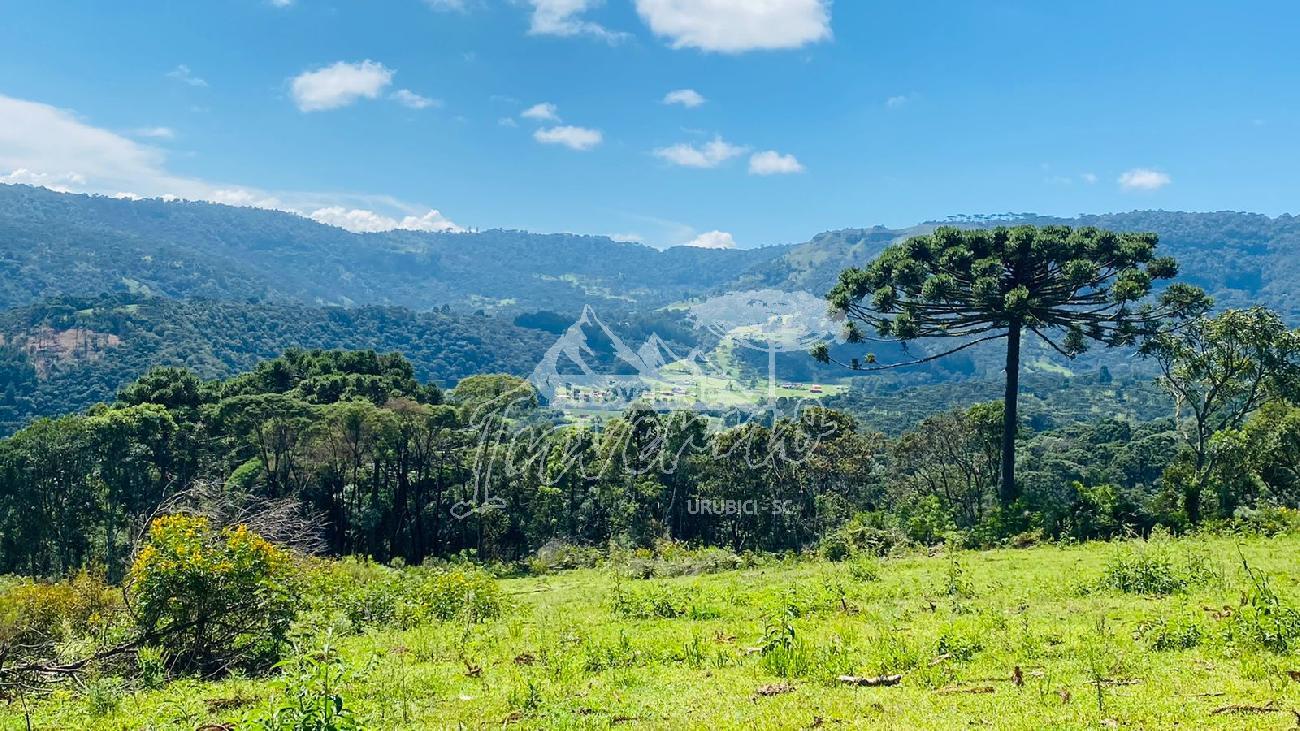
[3, 183, 1299, 431]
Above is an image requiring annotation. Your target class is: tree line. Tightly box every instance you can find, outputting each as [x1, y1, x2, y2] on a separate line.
[3, 225, 1300, 578]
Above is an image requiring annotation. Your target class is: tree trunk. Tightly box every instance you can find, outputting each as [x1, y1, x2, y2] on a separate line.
[1186, 443, 1206, 524]
[999, 322, 1021, 505]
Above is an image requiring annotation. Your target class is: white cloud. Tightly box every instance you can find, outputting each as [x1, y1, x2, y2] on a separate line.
[533, 125, 603, 151]
[663, 88, 706, 108]
[498, 117, 519, 127]
[0, 168, 87, 193]
[654, 136, 746, 168]
[1081, 172, 1098, 184]
[269, 0, 294, 7]
[309, 206, 463, 233]
[391, 89, 440, 109]
[1118, 168, 1172, 191]
[424, 0, 468, 10]
[635, 0, 831, 53]
[528, 0, 628, 43]
[290, 60, 393, 112]
[521, 102, 560, 121]
[165, 64, 207, 88]
[133, 127, 175, 140]
[885, 94, 914, 110]
[748, 150, 804, 175]
[0, 93, 459, 235]
[609, 232, 644, 243]
[685, 230, 736, 249]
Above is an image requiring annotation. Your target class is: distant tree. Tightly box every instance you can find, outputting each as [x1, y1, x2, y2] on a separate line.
[1142, 307, 1300, 522]
[890, 403, 1005, 527]
[815, 225, 1208, 504]
[118, 366, 206, 413]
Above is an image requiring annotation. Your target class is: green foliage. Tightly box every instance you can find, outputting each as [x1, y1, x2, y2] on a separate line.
[1145, 307, 1300, 522]
[305, 559, 504, 631]
[616, 541, 751, 579]
[245, 642, 359, 731]
[0, 295, 551, 434]
[1229, 557, 1300, 653]
[1096, 536, 1215, 596]
[1136, 613, 1204, 651]
[845, 554, 881, 582]
[0, 569, 124, 663]
[129, 515, 298, 675]
[608, 581, 716, 620]
[411, 566, 505, 624]
[822, 512, 906, 557]
[903, 496, 956, 546]
[525, 540, 603, 575]
[759, 608, 813, 678]
[822, 223, 1207, 506]
[818, 531, 853, 562]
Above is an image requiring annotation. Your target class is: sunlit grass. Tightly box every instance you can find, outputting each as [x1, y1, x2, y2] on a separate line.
[10, 534, 1300, 730]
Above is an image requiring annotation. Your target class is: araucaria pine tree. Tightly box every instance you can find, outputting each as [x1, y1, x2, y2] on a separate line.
[814, 225, 1209, 505]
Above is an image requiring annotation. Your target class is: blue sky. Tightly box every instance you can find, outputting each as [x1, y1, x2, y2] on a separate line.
[1, 1, 1297, 248]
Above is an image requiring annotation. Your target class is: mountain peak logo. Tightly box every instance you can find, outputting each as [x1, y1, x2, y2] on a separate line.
[528, 290, 841, 413]
[528, 304, 726, 412]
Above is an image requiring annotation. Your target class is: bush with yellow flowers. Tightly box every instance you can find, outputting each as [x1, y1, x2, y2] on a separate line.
[129, 514, 297, 676]
[0, 569, 125, 665]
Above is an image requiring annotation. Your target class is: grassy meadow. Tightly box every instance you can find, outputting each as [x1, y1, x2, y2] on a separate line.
[9, 533, 1300, 730]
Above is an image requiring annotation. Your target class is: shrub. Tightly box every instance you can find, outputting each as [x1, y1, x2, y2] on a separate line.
[304, 559, 505, 630]
[846, 555, 881, 582]
[1229, 558, 1300, 653]
[819, 532, 852, 562]
[1222, 506, 1300, 537]
[759, 607, 812, 678]
[935, 622, 984, 662]
[526, 540, 602, 574]
[129, 514, 298, 675]
[0, 569, 123, 663]
[245, 643, 359, 731]
[402, 566, 504, 624]
[904, 496, 956, 546]
[615, 541, 751, 579]
[821, 512, 907, 558]
[608, 582, 715, 620]
[1097, 537, 1215, 596]
[1137, 614, 1204, 651]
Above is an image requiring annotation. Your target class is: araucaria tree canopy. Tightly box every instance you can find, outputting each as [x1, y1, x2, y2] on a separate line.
[815, 225, 1210, 504]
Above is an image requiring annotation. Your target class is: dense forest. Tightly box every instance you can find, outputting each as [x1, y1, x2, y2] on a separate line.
[0, 295, 557, 434]
[0, 184, 788, 314]
[4, 185, 1300, 321]
[5, 303, 1299, 578]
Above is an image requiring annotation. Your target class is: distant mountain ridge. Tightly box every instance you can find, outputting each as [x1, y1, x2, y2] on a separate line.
[736, 211, 1300, 320]
[0, 184, 789, 315]
[4, 183, 1300, 432]
[5, 184, 1295, 324]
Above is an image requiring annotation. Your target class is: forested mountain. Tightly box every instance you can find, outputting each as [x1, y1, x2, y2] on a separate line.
[0, 295, 556, 433]
[737, 211, 1300, 320]
[0, 184, 788, 314]
[4, 184, 1300, 433]
[4, 184, 1299, 320]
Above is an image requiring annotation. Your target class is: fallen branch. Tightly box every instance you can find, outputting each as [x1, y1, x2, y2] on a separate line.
[838, 674, 902, 687]
[1211, 701, 1279, 716]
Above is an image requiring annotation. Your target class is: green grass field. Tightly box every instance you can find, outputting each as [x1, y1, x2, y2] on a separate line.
[10, 534, 1300, 730]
